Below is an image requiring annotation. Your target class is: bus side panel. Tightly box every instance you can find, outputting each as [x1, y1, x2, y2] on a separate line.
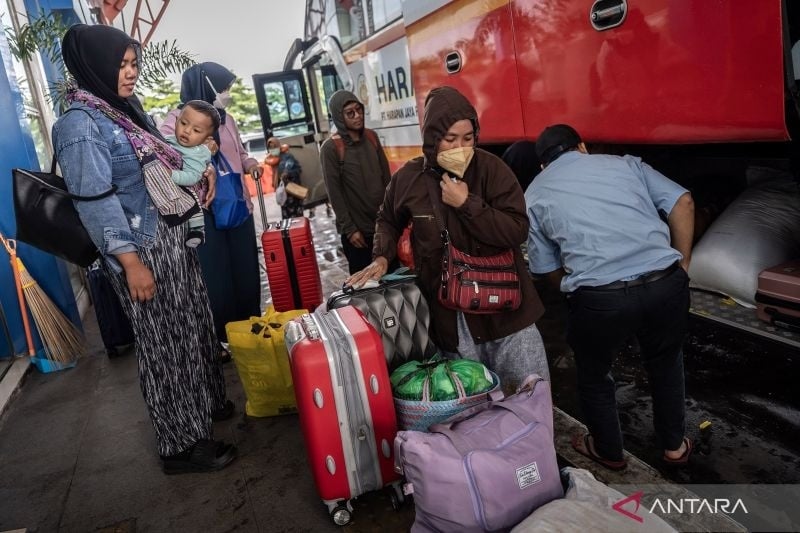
[512, 0, 787, 143]
[405, 0, 525, 143]
[348, 37, 424, 172]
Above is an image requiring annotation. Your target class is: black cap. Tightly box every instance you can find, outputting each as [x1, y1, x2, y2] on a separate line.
[535, 124, 582, 166]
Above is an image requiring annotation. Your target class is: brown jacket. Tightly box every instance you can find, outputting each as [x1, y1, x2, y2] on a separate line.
[373, 87, 544, 351]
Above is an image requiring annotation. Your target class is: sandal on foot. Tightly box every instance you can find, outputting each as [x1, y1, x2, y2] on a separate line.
[663, 437, 693, 465]
[162, 439, 237, 475]
[571, 433, 628, 471]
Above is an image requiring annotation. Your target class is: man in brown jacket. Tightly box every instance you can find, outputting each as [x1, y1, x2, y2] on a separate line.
[320, 90, 392, 274]
[346, 86, 550, 389]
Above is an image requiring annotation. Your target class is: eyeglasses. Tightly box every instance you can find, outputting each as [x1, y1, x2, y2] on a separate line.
[344, 106, 364, 119]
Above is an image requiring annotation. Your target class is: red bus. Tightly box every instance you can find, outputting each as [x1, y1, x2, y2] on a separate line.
[252, 0, 799, 343]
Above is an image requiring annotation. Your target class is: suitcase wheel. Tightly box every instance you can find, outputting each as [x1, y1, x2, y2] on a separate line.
[330, 502, 352, 526]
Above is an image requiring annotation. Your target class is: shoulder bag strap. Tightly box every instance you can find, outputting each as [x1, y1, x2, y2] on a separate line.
[15, 169, 117, 201]
[46, 107, 117, 201]
[214, 151, 234, 174]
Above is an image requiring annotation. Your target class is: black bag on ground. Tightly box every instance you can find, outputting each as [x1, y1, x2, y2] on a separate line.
[87, 262, 135, 357]
[326, 273, 437, 369]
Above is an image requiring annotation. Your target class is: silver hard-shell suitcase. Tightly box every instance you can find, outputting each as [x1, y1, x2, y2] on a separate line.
[326, 276, 436, 369]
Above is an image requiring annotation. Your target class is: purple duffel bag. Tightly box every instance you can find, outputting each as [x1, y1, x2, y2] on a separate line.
[394, 375, 563, 533]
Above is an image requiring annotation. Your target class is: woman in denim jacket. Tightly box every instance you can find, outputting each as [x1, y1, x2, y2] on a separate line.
[52, 24, 236, 474]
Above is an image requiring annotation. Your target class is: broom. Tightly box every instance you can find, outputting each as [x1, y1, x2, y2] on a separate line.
[1, 234, 85, 363]
[0, 233, 35, 357]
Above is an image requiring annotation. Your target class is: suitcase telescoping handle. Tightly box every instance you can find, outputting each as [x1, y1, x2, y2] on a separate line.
[251, 166, 269, 230]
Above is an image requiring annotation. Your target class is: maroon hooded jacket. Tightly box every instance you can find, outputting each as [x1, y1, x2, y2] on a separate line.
[372, 86, 545, 351]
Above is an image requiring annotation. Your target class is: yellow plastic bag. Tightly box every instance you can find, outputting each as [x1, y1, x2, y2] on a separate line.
[225, 305, 307, 417]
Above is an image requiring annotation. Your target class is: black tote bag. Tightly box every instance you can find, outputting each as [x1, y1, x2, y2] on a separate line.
[12, 157, 116, 267]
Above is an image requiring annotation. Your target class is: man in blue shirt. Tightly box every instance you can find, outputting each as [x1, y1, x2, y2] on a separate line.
[526, 124, 695, 470]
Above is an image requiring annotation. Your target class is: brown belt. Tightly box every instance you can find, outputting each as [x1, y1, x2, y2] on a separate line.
[583, 262, 680, 291]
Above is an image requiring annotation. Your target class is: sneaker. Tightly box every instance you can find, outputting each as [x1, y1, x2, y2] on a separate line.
[185, 230, 205, 248]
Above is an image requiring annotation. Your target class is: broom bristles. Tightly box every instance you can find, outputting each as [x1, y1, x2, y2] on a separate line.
[17, 259, 85, 363]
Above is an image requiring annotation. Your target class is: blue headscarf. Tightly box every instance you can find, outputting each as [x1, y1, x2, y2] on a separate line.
[178, 62, 236, 124]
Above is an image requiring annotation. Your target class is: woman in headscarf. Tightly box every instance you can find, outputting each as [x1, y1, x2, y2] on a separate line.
[346, 86, 550, 391]
[267, 136, 304, 219]
[160, 63, 262, 359]
[53, 24, 236, 474]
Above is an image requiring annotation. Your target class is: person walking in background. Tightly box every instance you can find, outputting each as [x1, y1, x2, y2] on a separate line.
[320, 90, 392, 274]
[268, 136, 304, 219]
[164, 100, 221, 247]
[345, 86, 550, 391]
[160, 62, 262, 362]
[53, 24, 236, 473]
[526, 124, 695, 470]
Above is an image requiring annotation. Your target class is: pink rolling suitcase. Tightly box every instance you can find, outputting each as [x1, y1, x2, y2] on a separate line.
[284, 305, 403, 526]
[755, 260, 800, 332]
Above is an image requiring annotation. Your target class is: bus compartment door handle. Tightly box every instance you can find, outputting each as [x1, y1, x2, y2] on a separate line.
[444, 51, 462, 74]
[590, 0, 627, 31]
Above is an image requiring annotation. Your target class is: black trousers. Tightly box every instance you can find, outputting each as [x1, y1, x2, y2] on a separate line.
[566, 267, 690, 460]
[341, 233, 375, 275]
[197, 211, 261, 342]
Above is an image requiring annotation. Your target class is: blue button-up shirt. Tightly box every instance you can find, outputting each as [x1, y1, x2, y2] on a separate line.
[52, 104, 157, 271]
[526, 151, 686, 292]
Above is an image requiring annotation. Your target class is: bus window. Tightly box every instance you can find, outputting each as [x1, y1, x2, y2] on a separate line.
[371, 0, 402, 33]
[332, 0, 366, 49]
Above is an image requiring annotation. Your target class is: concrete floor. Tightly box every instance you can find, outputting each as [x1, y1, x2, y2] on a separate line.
[0, 195, 414, 532]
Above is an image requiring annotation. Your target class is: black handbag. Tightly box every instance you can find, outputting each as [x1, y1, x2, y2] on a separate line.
[12, 155, 116, 267]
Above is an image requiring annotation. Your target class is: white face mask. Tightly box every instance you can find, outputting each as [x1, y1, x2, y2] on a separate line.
[268, 147, 280, 157]
[205, 75, 232, 109]
[213, 91, 232, 109]
[436, 146, 474, 178]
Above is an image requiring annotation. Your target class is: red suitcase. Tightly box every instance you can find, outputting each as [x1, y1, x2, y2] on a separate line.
[755, 261, 800, 332]
[284, 306, 403, 526]
[262, 217, 323, 312]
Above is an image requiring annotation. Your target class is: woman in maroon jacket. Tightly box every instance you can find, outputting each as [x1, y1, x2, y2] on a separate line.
[346, 86, 550, 390]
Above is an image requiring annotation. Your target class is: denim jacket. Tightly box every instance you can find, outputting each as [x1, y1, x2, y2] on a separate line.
[52, 103, 157, 272]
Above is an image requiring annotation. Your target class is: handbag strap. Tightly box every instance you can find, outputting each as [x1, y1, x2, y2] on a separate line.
[214, 151, 234, 174]
[15, 169, 118, 201]
[39, 107, 117, 200]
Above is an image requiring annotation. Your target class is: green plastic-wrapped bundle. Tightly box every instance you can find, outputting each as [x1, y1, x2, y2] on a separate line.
[390, 357, 495, 402]
[391, 356, 501, 432]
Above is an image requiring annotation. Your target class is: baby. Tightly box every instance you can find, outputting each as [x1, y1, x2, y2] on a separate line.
[165, 99, 220, 247]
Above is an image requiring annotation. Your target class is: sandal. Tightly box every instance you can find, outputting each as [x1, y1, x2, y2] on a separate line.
[663, 437, 693, 465]
[571, 433, 628, 471]
[162, 439, 238, 475]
